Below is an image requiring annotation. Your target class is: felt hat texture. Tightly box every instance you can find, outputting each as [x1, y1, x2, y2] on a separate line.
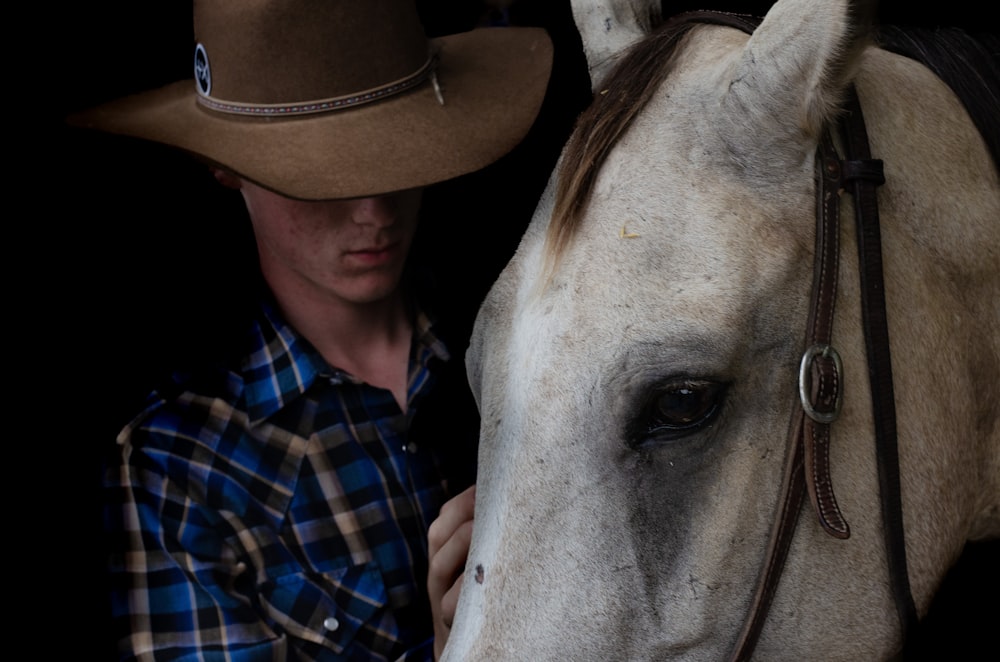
[67, 0, 554, 200]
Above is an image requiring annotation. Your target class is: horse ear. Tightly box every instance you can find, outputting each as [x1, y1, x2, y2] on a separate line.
[570, 0, 662, 92]
[720, 0, 876, 163]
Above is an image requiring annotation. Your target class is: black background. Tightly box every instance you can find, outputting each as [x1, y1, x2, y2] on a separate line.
[39, 1, 998, 657]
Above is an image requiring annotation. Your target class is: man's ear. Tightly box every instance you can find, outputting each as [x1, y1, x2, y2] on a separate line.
[211, 167, 242, 190]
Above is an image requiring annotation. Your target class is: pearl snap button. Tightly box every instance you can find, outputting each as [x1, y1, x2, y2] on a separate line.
[323, 616, 340, 632]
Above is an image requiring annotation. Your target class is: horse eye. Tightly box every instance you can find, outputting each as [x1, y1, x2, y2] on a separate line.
[630, 380, 727, 447]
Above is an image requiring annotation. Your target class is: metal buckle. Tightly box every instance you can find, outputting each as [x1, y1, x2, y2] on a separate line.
[798, 343, 843, 424]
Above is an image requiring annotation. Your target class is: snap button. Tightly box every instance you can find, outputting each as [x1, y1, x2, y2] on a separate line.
[405, 442, 419, 454]
[323, 616, 340, 632]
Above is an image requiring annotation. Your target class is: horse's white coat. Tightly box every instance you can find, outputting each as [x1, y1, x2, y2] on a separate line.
[445, 0, 999, 659]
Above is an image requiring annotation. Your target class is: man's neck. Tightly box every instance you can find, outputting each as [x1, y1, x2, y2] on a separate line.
[271, 281, 414, 411]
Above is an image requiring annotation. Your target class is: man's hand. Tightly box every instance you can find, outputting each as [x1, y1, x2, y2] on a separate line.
[427, 485, 476, 661]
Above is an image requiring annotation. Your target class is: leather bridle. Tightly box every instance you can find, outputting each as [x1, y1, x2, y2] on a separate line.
[661, 10, 919, 661]
[728, 86, 918, 661]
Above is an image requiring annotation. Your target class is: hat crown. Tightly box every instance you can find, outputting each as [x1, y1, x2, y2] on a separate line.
[194, 0, 430, 105]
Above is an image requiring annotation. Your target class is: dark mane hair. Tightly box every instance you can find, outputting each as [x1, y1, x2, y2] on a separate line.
[547, 18, 698, 262]
[547, 11, 765, 265]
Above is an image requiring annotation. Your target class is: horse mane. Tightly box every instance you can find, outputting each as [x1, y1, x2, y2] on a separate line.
[546, 11, 766, 271]
[546, 17, 703, 265]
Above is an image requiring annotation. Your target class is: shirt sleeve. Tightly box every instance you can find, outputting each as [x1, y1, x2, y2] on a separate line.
[106, 441, 300, 660]
[106, 428, 417, 660]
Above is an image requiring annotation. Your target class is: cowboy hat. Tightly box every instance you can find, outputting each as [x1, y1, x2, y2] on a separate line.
[66, 0, 553, 200]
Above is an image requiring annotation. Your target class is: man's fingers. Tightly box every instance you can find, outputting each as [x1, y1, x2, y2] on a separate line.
[428, 485, 476, 556]
[428, 484, 476, 659]
[428, 518, 473, 594]
[441, 574, 465, 628]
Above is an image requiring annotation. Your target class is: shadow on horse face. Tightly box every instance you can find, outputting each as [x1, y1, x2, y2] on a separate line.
[445, 0, 1000, 660]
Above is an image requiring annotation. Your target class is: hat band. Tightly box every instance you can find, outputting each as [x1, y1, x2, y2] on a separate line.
[196, 55, 436, 117]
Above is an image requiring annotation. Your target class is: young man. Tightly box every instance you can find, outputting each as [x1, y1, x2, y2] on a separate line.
[67, 0, 553, 659]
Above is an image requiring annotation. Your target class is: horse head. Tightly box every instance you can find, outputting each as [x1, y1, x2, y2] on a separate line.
[445, 0, 999, 659]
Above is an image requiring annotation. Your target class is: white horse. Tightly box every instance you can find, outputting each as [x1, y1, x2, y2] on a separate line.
[443, 0, 999, 659]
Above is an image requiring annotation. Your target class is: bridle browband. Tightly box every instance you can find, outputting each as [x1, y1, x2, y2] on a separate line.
[664, 11, 919, 660]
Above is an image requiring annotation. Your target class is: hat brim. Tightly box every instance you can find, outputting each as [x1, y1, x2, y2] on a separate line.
[67, 27, 553, 200]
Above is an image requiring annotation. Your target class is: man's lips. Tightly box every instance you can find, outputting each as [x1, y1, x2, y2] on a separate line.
[345, 241, 401, 265]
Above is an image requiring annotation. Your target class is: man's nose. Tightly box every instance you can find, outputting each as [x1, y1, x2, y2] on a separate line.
[351, 195, 397, 227]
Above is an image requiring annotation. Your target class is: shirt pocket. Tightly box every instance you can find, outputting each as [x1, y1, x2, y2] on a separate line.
[259, 562, 388, 656]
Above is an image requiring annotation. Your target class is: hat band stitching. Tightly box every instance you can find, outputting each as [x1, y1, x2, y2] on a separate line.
[196, 55, 435, 116]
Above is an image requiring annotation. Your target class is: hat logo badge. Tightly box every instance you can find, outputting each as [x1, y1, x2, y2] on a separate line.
[194, 44, 211, 96]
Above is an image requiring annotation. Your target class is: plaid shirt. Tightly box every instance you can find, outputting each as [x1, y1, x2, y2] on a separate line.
[105, 300, 464, 661]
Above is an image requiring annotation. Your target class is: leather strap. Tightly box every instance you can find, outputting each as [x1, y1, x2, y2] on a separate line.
[729, 87, 915, 660]
[838, 87, 918, 651]
[802, 130, 851, 540]
[729, 126, 849, 662]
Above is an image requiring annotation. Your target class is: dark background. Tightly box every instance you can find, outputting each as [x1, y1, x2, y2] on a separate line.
[43, 1, 996, 657]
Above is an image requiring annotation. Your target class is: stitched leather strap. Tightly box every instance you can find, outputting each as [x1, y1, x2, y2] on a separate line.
[729, 88, 915, 661]
[729, 127, 849, 662]
[802, 132, 851, 540]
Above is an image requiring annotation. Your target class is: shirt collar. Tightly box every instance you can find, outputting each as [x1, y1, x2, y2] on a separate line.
[243, 300, 328, 424]
[242, 299, 450, 425]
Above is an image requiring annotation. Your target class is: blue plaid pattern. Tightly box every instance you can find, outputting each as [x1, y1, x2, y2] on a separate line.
[105, 301, 456, 660]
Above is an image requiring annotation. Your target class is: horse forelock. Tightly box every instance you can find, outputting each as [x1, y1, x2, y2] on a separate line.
[546, 20, 700, 270]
